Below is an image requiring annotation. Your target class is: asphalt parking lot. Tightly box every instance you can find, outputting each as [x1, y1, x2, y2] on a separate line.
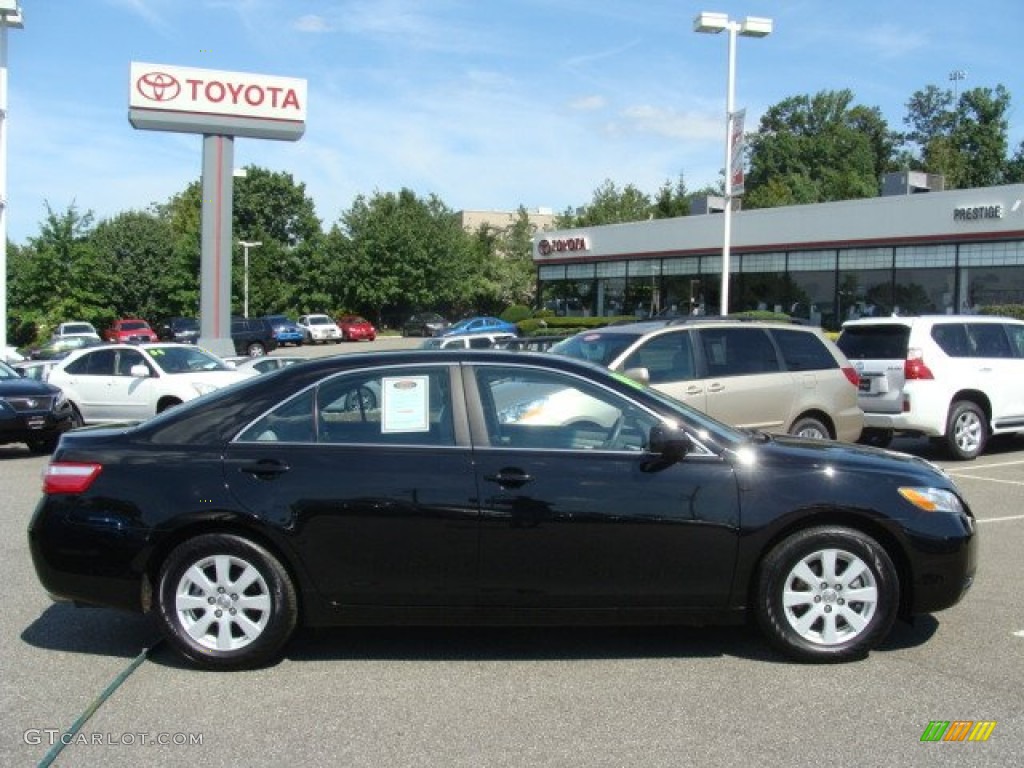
[3, 337, 1022, 766]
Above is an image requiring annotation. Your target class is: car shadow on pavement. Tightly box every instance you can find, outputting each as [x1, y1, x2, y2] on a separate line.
[876, 615, 940, 651]
[272, 624, 785, 666]
[21, 603, 161, 659]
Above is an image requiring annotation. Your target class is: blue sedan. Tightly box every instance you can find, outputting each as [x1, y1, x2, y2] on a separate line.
[263, 315, 305, 347]
[442, 316, 518, 337]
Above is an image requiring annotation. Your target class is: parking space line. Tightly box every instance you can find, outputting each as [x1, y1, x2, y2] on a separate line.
[947, 474, 1024, 487]
[976, 514, 1024, 524]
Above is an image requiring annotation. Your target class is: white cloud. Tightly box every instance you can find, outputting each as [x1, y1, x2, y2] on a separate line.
[568, 95, 606, 111]
[293, 15, 331, 33]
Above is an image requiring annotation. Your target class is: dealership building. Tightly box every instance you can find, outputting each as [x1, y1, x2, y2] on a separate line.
[531, 175, 1024, 329]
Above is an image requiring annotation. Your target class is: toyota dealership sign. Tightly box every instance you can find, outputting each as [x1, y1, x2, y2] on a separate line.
[129, 62, 306, 140]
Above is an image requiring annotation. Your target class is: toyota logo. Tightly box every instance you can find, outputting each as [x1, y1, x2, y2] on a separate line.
[135, 71, 181, 102]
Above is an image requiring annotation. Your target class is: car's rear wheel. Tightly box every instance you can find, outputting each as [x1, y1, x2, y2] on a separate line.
[156, 534, 298, 670]
[945, 400, 987, 460]
[246, 342, 266, 357]
[789, 416, 830, 440]
[756, 526, 898, 662]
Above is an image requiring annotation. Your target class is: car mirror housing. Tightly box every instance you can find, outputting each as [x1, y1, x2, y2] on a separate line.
[622, 367, 650, 386]
[648, 423, 693, 464]
[130, 364, 151, 378]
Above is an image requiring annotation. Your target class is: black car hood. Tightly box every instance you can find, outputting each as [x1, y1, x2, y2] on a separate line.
[739, 432, 948, 484]
[0, 378, 62, 397]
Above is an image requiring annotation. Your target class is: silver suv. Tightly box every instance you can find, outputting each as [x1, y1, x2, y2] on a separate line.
[837, 314, 1024, 459]
[551, 318, 863, 442]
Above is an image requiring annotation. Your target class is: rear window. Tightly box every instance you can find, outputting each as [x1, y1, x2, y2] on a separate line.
[836, 325, 910, 360]
[772, 328, 838, 371]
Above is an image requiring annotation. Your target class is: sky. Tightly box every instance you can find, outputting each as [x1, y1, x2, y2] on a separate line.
[3, 0, 1024, 245]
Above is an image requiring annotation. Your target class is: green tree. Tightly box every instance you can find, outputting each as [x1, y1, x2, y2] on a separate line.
[90, 210, 176, 321]
[902, 83, 1012, 188]
[555, 179, 653, 227]
[13, 204, 115, 333]
[335, 189, 476, 325]
[745, 90, 895, 208]
[653, 174, 691, 218]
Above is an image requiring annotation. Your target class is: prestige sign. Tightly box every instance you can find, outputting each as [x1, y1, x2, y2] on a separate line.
[129, 62, 306, 141]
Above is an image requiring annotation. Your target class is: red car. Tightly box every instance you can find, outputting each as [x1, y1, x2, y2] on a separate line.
[104, 318, 158, 343]
[336, 315, 377, 342]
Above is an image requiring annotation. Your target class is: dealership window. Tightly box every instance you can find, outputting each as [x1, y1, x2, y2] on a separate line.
[958, 242, 1024, 310]
[662, 258, 703, 314]
[784, 250, 837, 328]
[736, 252, 787, 312]
[626, 260, 661, 317]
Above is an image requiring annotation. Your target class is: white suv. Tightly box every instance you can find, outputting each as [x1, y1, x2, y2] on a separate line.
[837, 315, 1024, 459]
[297, 314, 341, 344]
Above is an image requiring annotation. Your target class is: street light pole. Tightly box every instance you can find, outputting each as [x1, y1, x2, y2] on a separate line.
[238, 240, 262, 318]
[694, 12, 772, 316]
[0, 1, 23, 356]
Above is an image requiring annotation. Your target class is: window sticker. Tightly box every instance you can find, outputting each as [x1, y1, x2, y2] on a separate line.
[381, 376, 430, 433]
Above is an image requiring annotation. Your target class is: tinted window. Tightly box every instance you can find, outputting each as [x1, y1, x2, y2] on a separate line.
[836, 324, 911, 360]
[772, 328, 837, 371]
[698, 328, 780, 376]
[930, 323, 971, 357]
[65, 349, 117, 376]
[474, 366, 656, 452]
[1005, 324, 1024, 358]
[468, 337, 493, 349]
[116, 349, 147, 376]
[967, 324, 1013, 358]
[621, 331, 695, 383]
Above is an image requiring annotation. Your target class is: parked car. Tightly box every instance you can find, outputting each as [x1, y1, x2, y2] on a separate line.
[231, 317, 278, 358]
[442, 316, 519, 338]
[0, 359, 76, 453]
[419, 332, 517, 350]
[337, 315, 377, 342]
[27, 336, 105, 361]
[837, 314, 1024, 459]
[262, 315, 305, 347]
[155, 317, 200, 345]
[104, 318, 158, 343]
[53, 321, 101, 342]
[402, 312, 450, 337]
[232, 356, 305, 375]
[11, 360, 60, 382]
[495, 335, 569, 352]
[28, 349, 976, 670]
[550, 318, 864, 442]
[46, 342, 251, 425]
[297, 313, 342, 344]
[3, 345, 25, 363]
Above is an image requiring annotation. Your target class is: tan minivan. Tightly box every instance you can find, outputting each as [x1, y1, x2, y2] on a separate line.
[550, 318, 864, 442]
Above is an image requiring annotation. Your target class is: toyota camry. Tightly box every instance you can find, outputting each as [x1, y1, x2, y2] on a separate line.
[28, 350, 976, 670]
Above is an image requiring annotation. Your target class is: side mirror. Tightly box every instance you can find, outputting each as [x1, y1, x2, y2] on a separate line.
[129, 364, 151, 378]
[648, 422, 693, 464]
[622, 366, 650, 386]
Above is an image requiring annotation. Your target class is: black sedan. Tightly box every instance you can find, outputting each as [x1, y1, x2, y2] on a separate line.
[0, 360, 77, 453]
[28, 350, 976, 670]
[401, 311, 450, 337]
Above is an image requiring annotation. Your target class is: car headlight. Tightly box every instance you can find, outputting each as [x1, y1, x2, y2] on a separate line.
[192, 382, 219, 396]
[54, 391, 68, 410]
[898, 487, 965, 514]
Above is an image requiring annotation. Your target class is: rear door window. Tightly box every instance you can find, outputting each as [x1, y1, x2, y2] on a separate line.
[930, 324, 971, 357]
[967, 324, 1013, 358]
[771, 328, 837, 371]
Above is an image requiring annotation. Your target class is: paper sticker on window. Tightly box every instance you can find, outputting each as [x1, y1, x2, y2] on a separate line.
[381, 376, 430, 433]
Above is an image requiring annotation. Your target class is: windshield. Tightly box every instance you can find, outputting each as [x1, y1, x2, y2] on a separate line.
[62, 323, 95, 334]
[146, 345, 233, 373]
[121, 321, 149, 331]
[309, 316, 332, 325]
[174, 318, 199, 330]
[550, 331, 643, 366]
[0, 360, 18, 380]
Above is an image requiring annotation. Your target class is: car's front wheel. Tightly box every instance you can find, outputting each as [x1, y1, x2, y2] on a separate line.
[756, 526, 898, 662]
[945, 400, 987, 460]
[155, 534, 298, 670]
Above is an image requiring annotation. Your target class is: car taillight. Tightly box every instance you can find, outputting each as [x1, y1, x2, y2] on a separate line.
[43, 462, 103, 494]
[904, 348, 934, 380]
[841, 366, 860, 388]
